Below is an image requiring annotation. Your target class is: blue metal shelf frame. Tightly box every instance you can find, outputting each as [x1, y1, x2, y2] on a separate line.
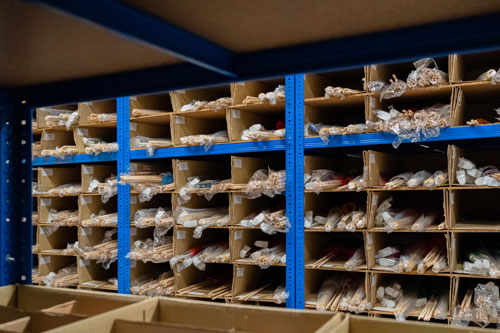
[117, 97, 131, 294]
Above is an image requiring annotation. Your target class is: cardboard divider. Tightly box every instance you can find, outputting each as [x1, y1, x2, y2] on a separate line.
[36, 105, 78, 130]
[38, 166, 81, 192]
[38, 255, 76, 277]
[304, 68, 365, 99]
[170, 85, 231, 113]
[173, 158, 231, 191]
[79, 226, 116, 250]
[0, 305, 29, 325]
[171, 110, 228, 146]
[0, 311, 83, 333]
[231, 155, 284, 185]
[40, 129, 76, 151]
[304, 269, 367, 309]
[78, 100, 117, 125]
[305, 192, 368, 231]
[38, 225, 78, 253]
[451, 277, 499, 320]
[448, 189, 500, 230]
[366, 150, 448, 188]
[451, 233, 500, 275]
[81, 164, 115, 194]
[130, 261, 171, 284]
[449, 144, 500, 186]
[369, 273, 451, 319]
[231, 79, 285, 106]
[78, 260, 118, 291]
[365, 86, 452, 124]
[232, 228, 285, 264]
[304, 233, 365, 270]
[174, 227, 229, 257]
[227, 104, 285, 142]
[367, 190, 446, 229]
[79, 195, 117, 224]
[130, 93, 172, 117]
[367, 232, 449, 271]
[230, 194, 283, 227]
[172, 193, 229, 222]
[38, 196, 78, 224]
[452, 84, 500, 126]
[305, 153, 365, 183]
[74, 127, 117, 154]
[232, 265, 285, 304]
[450, 50, 500, 83]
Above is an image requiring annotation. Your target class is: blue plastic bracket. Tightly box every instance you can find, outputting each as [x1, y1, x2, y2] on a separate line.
[294, 74, 305, 309]
[285, 75, 296, 308]
[117, 97, 131, 294]
[0, 98, 32, 286]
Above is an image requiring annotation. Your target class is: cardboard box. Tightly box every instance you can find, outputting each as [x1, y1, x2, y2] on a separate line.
[130, 93, 172, 117]
[367, 190, 446, 230]
[227, 104, 285, 142]
[451, 84, 500, 127]
[230, 194, 283, 227]
[49, 297, 336, 333]
[449, 145, 500, 186]
[81, 164, 115, 194]
[172, 193, 229, 223]
[78, 100, 116, 125]
[448, 189, 500, 230]
[304, 269, 367, 310]
[79, 195, 117, 224]
[173, 158, 231, 191]
[450, 50, 500, 83]
[38, 255, 76, 278]
[37, 167, 81, 193]
[231, 79, 284, 106]
[38, 225, 78, 253]
[0, 310, 83, 333]
[304, 232, 365, 270]
[73, 127, 117, 154]
[78, 259, 118, 291]
[231, 228, 285, 265]
[450, 233, 500, 275]
[231, 155, 284, 186]
[304, 99, 366, 135]
[171, 110, 228, 146]
[369, 273, 451, 320]
[40, 130, 76, 152]
[365, 150, 448, 188]
[170, 86, 230, 113]
[130, 193, 172, 225]
[130, 121, 172, 150]
[36, 105, 78, 130]
[232, 265, 286, 305]
[37, 196, 78, 224]
[304, 68, 365, 99]
[305, 154, 365, 185]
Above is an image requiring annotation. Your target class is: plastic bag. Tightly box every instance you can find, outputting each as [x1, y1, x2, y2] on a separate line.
[324, 86, 361, 99]
[407, 170, 432, 187]
[47, 209, 79, 227]
[476, 68, 500, 84]
[98, 176, 118, 203]
[384, 172, 413, 189]
[324, 208, 342, 232]
[384, 208, 420, 233]
[244, 169, 268, 199]
[316, 277, 338, 310]
[204, 179, 232, 201]
[170, 246, 205, 272]
[423, 170, 448, 189]
[304, 169, 343, 193]
[411, 211, 440, 232]
[48, 183, 82, 197]
[82, 212, 117, 227]
[380, 74, 407, 100]
[406, 58, 448, 89]
[258, 85, 286, 105]
[249, 244, 286, 269]
[273, 284, 289, 304]
[241, 124, 280, 141]
[347, 167, 368, 192]
[131, 136, 172, 156]
[345, 247, 365, 271]
[366, 81, 387, 92]
[181, 100, 208, 112]
[375, 246, 400, 267]
[264, 169, 286, 198]
[319, 125, 343, 142]
[180, 130, 229, 151]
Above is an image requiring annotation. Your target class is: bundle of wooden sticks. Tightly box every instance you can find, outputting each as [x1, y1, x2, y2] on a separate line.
[47, 209, 79, 227]
[88, 113, 117, 123]
[41, 145, 78, 158]
[82, 212, 118, 227]
[131, 274, 175, 296]
[83, 240, 118, 261]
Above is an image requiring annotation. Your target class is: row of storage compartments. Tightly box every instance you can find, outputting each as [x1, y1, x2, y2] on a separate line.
[33, 51, 500, 153]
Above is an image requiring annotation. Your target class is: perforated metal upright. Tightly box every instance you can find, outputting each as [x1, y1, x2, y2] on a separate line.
[0, 96, 32, 286]
[117, 97, 131, 293]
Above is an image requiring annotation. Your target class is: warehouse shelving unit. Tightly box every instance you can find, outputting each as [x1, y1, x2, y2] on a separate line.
[3, 0, 500, 328]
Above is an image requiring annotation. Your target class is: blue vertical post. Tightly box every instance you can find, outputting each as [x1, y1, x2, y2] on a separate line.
[294, 74, 305, 309]
[285, 75, 296, 308]
[117, 97, 131, 293]
[0, 97, 32, 286]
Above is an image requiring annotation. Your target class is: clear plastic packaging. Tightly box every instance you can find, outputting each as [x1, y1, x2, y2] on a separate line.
[98, 176, 118, 203]
[411, 211, 440, 232]
[406, 58, 448, 89]
[180, 130, 229, 151]
[319, 125, 344, 143]
[241, 124, 283, 141]
[82, 229, 118, 269]
[366, 80, 387, 92]
[384, 208, 420, 233]
[347, 167, 368, 192]
[476, 68, 500, 84]
[130, 272, 174, 297]
[248, 244, 286, 269]
[204, 179, 232, 201]
[380, 74, 407, 100]
[127, 236, 173, 263]
[273, 284, 289, 304]
[48, 183, 82, 197]
[316, 277, 338, 310]
[264, 169, 286, 198]
[88, 113, 117, 123]
[42, 265, 79, 288]
[131, 136, 172, 156]
[407, 170, 432, 187]
[258, 85, 286, 105]
[169, 246, 205, 272]
[83, 137, 119, 155]
[344, 247, 365, 271]
[324, 86, 361, 99]
[375, 246, 400, 267]
[40, 145, 79, 158]
[244, 169, 268, 199]
[65, 111, 79, 130]
[47, 209, 79, 227]
[82, 212, 118, 227]
[423, 170, 448, 189]
[384, 172, 413, 189]
[181, 100, 208, 112]
[304, 169, 343, 193]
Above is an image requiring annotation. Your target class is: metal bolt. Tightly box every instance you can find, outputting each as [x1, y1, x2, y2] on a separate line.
[5, 255, 15, 262]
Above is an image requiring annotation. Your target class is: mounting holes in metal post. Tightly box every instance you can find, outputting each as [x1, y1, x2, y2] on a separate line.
[21, 217, 26, 222]
[21, 179, 25, 183]
[21, 120, 26, 125]
[21, 159, 26, 164]
[5, 218, 10, 222]
[5, 141, 8, 145]
[5, 179, 8, 183]
[5, 121, 9, 125]
[5, 160, 9, 164]
[21, 140, 26, 145]
[21, 275, 26, 281]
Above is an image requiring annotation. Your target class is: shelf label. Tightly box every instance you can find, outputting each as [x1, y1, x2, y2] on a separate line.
[83, 166, 93, 174]
[39, 256, 51, 265]
[130, 196, 137, 204]
[81, 196, 92, 205]
[178, 162, 188, 171]
[233, 158, 242, 168]
[130, 227, 137, 236]
[130, 163, 138, 172]
[40, 198, 52, 207]
[41, 168, 53, 176]
[82, 227, 92, 236]
[371, 194, 378, 206]
[130, 122, 137, 131]
[231, 109, 240, 119]
[236, 267, 245, 277]
[176, 230, 186, 239]
[176, 89, 185, 94]
[234, 230, 242, 240]
[43, 132, 55, 141]
[369, 153, 375, 164]
[79, 259, 90, 267]
[130, 260, 136, 268]
[233, 195, 242, 205]
[77, 128, 89, 137]
[175, 116, 185, 124]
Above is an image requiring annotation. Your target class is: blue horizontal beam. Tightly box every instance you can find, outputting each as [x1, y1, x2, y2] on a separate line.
[31, 0, 235, 77]
[32, 152, 118, 166]
[305, 124, 500, 149]
[15, 13, 500, 107]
